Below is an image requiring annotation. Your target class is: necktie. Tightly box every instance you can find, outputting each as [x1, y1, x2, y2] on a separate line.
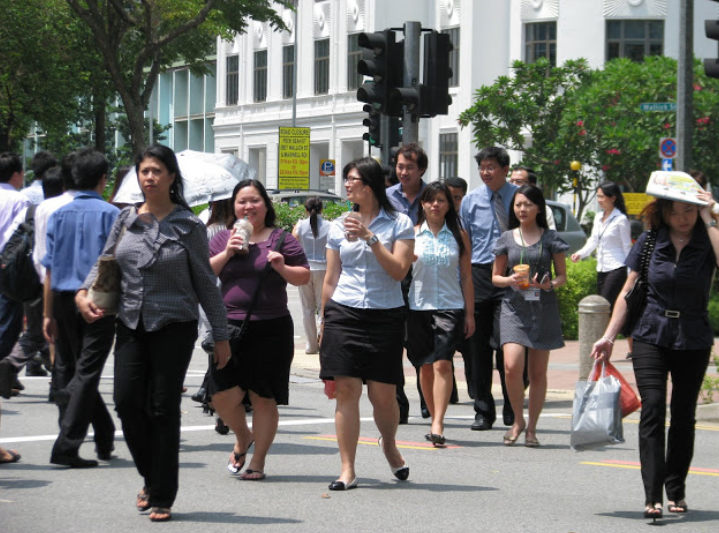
[493, 192, 508, 233]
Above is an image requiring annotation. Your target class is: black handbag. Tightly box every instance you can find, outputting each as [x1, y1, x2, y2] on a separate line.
[620, 230, 657, 338]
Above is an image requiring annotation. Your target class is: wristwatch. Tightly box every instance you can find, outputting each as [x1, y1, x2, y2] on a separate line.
[706, 220, 717, 229]
[543, 281, 554, 292]
[365, 234, 379, 246]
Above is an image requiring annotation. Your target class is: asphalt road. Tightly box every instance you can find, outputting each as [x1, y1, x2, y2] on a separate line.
[2, 292, 719, 532]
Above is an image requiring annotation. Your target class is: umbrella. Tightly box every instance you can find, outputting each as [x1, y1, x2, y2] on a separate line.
[112, 149, 257, 207]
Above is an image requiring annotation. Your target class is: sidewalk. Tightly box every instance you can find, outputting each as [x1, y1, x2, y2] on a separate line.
[290, 337, 719, 421]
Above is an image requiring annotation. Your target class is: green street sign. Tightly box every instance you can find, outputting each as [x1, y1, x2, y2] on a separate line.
[640, 103, 677, 112]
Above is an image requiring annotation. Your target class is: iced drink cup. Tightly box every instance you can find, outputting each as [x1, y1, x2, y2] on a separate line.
[513, 264, 530, 289]
[343, 211, 362, 241]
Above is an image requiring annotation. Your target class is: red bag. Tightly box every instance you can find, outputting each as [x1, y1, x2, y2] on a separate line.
[589, 361, 641, 417]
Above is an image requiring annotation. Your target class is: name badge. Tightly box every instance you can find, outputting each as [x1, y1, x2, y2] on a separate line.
[523, 289, 541, 301]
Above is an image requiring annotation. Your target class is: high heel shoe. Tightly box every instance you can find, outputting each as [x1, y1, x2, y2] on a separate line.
[378, 437, 410, 481]
[644, 503, 663, 522]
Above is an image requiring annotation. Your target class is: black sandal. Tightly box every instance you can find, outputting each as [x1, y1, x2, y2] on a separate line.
[149, 507, 171, 522]
[644, 503, 663, 522]
[667, 500, 688, 513]
[136, 487, 150, 512]
[227, 440, 254, 474]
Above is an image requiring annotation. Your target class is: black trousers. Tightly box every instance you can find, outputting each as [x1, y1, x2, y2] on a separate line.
[114, 319, 197, 509]
[631, 340, 710, 504]
[0, 292, 23, 361]
[50, 292, 115, 456]
[468, 264, 512, 423]
[4, 297, 50, 372]
[597, 266, 627, 312]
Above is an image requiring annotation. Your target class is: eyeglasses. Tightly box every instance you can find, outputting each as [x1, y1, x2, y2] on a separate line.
[343, 177, 363, 183]
[479, 166, 499, 174]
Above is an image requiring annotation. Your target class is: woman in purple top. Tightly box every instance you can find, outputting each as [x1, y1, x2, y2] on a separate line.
[209, 179, 309, 481]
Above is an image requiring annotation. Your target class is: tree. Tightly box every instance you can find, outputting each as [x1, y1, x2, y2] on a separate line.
[65, 0, 289, 158]
[459, 56, 719, 222]
[0, 0, 104, 153]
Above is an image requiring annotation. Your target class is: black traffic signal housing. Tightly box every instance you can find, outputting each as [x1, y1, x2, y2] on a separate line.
[357, 30, 404, 116]
[705, 8, 719, 78]
[362, 104, 382, 147]
[422, 31, 453, 116]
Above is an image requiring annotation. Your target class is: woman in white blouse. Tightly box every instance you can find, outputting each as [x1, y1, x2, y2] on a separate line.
[571, 181, 632, 310]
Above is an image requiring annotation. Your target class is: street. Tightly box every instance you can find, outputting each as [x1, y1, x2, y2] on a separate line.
[1, 291, 719, 532]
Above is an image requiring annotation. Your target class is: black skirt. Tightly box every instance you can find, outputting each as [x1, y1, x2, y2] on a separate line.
[406, 309, 464, 367]
[209, 314, 294, 405]
[319, 300, 405, 385]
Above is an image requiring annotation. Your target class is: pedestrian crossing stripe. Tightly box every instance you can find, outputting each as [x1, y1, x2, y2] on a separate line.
[304, 435, 462, 450]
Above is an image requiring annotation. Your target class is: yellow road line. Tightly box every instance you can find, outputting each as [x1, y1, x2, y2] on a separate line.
[582, 462, 719, 477]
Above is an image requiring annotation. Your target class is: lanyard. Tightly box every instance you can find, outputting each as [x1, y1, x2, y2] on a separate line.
[519, 228, 543, 271]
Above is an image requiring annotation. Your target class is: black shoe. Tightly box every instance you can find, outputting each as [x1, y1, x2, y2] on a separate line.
[96, 445, 115, 461]
[51, 455, 99, 468]
[398, 416, 409, 425]
[391, 463, 410, 481]
[26, 359, 48, 377]
[503, 409, 515, 427]
[328, 478, 358, 491]
[12, 375, 24, 391]
[0, 361, 16, 399]
[191, 387, 206, 403]
[471, 415, 493, 431]
[420, 407, 430, 419]
[215, 417, 230, 435]
[48, 385, 56, 403]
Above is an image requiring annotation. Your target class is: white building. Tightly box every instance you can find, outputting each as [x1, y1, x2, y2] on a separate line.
[206, 0, 719, 192]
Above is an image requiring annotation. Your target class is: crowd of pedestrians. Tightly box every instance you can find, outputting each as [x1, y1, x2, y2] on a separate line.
[1, 144, 716, 523]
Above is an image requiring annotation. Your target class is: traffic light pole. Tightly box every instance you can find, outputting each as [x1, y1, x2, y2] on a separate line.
[402, 21, 421, 144]
[380, 114, 391, 164]
[676, 0, 694, 172]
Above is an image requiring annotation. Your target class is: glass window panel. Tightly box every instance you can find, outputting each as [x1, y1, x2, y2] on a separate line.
[649, 21, 663, 40]
[649, 43, 663, 56]
[625, 21, 645, 39]
[226, 55, 239, 106]
[283, 45, 295, 99]
[607, 42, 620, 61]
[625, 43, 645, 62]
[537, 23, 547, 41]
[607, 21, 621, 39]
[315, 39, 330, 95]
[348, 34, 361, 90]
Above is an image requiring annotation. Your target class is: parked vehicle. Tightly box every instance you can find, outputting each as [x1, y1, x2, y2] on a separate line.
[546, 200, 587, 254]
[270, 189, 344, 207]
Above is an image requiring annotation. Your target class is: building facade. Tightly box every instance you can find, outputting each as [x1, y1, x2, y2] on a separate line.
[207, 0, 718, 193]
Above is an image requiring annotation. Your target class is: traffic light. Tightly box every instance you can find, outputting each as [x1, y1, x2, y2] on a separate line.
[390, 85, 428, 117]
[422, 31, 453, 116]
[705, 10, 719, 78]
[362, 104, 381, 147]
[356, 30, 404, 116]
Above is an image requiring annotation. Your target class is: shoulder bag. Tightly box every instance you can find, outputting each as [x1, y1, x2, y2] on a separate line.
[620, 230, 657, 338]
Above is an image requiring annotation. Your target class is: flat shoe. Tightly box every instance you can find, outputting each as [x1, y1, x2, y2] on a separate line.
[425, 433, 446, 447]
[502, 426, 525, 446]
[328, 478, 358, 491]
[667, 500, 688, 513]
[525, 435, 540, 448]
[0, 449, 21, 464]
[149, 507, 171, 522]
[240, 469, 266, 481]
[378, 437, 409, 480]
[227, 440, 254, 474]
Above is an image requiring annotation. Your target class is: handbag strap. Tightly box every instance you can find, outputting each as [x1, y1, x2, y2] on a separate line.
[638, 230, 657, 284]
[236, 229, 288, 338]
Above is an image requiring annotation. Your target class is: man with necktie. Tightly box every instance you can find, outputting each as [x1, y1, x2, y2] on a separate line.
[459, 147, 517, 431]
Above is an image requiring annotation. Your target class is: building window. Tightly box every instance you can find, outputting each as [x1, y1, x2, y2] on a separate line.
[606, 20, 664, 61]
[438, 133, 458, 180]
[348, 34, 362, 91]
[254, 50, 267, 102]
[525, 22, 557, 67]
[442, 28, 460, 87]
[315, 38, 330, 95]
[226, 55, 239, 105]
[283, 45, 295, 99]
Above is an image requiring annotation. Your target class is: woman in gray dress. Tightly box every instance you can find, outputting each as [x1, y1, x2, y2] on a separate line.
[491, 185, 568, 448]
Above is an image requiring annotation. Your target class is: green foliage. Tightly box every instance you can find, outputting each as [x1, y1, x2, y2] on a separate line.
[557, 257, 598, 340]
[459, 56, 719, 221]
[273, 201, 349, 232]
[700, 349, 719, 404]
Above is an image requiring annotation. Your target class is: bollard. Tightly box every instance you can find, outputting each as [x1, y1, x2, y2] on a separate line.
[578, 295, 611, 381]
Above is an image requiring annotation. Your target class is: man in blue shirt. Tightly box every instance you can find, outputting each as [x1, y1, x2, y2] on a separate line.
[42, 148, 119, 468]
[387, 143, 427, 223]
[460, 147, 517, 431]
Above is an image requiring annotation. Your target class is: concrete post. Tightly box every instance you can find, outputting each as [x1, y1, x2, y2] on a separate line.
[578, 295, 611, 380]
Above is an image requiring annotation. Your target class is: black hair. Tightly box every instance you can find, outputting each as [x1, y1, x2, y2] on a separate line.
[597, 181, 627, 215]
[342, 157, 396, 215]
[474, 146, 510, 168]
[513, 165, 538, 185]
[690, 170, 708, 189]
[416, 182, 466, 257]
[444, 176, 468, 194]
[396, 143, 428, 175]
[230, 179, 276, 227]
[642, 198, 705, 233]
[0, 152, 22, 183]
[508, 185, 549, 230]
[304, 196, 323, 237]
[41, 167, 63, 198]
[60, 152, 78, 191]
[135, 145, 191, 211]
[31, 151, 57, 181]
[72, 148, 109, 190]
[207, 198, 235, 229]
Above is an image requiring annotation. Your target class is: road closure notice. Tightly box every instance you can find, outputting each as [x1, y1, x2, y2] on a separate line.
[278, 127, 310, 189]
